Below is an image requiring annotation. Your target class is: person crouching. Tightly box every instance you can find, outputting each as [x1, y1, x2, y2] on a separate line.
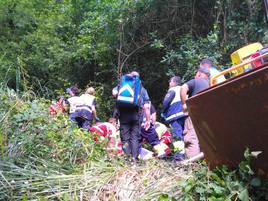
[73, 87, 97, 129]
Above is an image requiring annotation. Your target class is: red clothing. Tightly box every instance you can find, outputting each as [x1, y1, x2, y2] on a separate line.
[49, 97, 66, 115]
[89, 122, 123, 155]
[155, 122, 172, 145]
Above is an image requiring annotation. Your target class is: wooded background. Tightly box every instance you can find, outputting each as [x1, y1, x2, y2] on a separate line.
[0, 0, 266, 118]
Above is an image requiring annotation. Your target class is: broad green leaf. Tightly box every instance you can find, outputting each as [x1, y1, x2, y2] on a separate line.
[238, 189, 249, 201]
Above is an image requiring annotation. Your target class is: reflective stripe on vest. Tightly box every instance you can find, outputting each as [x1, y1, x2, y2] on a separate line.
[165, 111, 184, 121]
[164, 86, 184, 121]
[75, 105, 92, 113]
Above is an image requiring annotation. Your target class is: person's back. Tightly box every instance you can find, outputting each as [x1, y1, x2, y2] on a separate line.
[68, 96, 81, 113]
[73, 87, 97, 129]
[66, 86, 80, 121]
[113, 71, 151, 161]
[185, 78, 209, 97]
[117, 84, 149, 123]
[79, 93, 96, 109]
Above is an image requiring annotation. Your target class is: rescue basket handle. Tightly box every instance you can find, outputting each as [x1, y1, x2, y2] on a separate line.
[210, 52, 268, 86]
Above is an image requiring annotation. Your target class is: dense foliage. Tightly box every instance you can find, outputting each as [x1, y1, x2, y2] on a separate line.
[179, 150, 268, 201]
[1, 0, 268, 200]
[0, 86, 106, 166]
[0, 0, 267, 117]
[1, 85, 268, 200]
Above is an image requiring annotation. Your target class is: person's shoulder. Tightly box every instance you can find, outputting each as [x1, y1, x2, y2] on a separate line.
[195, 78, 209, 86]
[166, 88, 176, 97]
[141, 86, 148, 93]
[186, 79, 195, 85]
[141, 87, 150, 100]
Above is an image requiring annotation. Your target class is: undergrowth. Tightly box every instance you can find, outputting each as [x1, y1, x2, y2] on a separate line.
[159, 150, 268, 201]
[0, 86, 268, 201]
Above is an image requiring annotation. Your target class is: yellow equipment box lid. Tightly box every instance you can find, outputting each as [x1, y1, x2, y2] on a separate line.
[231, 42, 263, 65]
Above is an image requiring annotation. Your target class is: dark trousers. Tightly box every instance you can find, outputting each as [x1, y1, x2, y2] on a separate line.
[141, 123, 160, 146]
[73, 109, 93, 129]
[170, 117, 185, 141]
[120, 120, 141, 159]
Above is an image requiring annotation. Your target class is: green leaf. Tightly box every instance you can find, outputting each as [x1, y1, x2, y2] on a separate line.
[22, 194, 28, 201]
[158, 193, 169, 201]
[238, 189, 249, 201]
[195, 186, 205, 194]
[184, 184, 193, 192]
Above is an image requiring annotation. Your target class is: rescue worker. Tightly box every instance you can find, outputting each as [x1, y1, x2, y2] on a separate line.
[140, 104, 171, 158]
[162, 76, 185, 160]
[113, 71, 151, 162]
[66, 86, 80, 121]
[73, 87, 98, 129]
[162, 76, 185, 141]
[180, 67, 210, 158]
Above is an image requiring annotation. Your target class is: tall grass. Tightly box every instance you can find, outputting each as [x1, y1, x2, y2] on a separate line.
[3, 85, 266, 201]
[0, 85, 196, 200]
[0, 157, 197, 201]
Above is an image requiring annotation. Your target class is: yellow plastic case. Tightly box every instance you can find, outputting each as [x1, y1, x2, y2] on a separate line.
[230, 42, 263, 75]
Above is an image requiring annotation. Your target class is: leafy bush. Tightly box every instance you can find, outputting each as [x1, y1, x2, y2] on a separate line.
[0, 86, 106, 169]
[180, 149, 268, 201]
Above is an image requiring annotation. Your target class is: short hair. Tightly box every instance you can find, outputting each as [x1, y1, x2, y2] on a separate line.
[200, 58, 213, 67]
[85, 87, 96, 95]
[170, 76, 181, 85]
[70, 86, 79, 96]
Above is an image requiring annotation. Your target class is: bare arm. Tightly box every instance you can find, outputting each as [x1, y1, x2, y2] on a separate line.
[143, 102, 151, 130]
[144, 102, 150, 122]
[92, 107, 97, 119]
[180, 83, 189, 105]
[92, 98, 98, 120]
[151, 112, 156, 125]
[180, 84, 189, 113]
